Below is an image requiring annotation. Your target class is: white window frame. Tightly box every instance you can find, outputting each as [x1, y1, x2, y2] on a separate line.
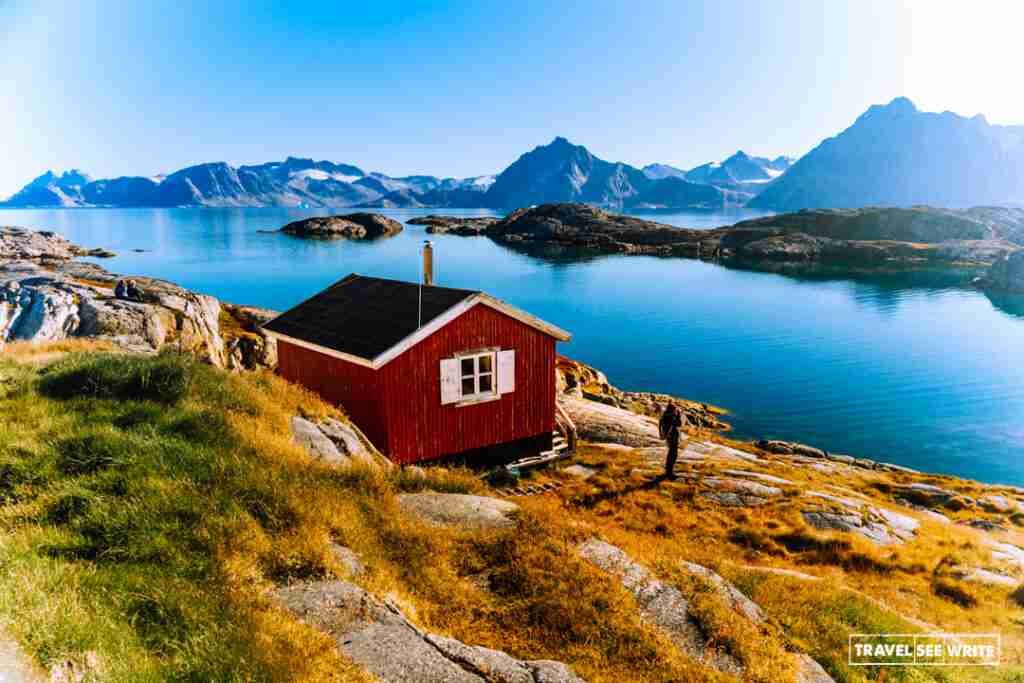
[457, 349, 498, 402]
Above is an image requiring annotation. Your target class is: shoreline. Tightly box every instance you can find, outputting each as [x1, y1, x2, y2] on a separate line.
[1, 223, 1019, 488]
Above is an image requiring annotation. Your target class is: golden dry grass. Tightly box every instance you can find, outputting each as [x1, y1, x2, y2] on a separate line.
[3, 344, 1024, 681]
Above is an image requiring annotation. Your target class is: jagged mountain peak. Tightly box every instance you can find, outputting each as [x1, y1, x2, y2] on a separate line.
[750, 98, 1024, 210]
[28, 169, 92, 188]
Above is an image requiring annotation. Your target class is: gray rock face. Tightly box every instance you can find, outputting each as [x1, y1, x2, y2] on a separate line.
[291, 416, 343, 462]
[317, 417, 373, 464]
[279, 213, 403, 239]
[290, 416, 380, 468]
[699, 476, 782, 508]
[979, 494, 1024, 514]
[989, 541, 1024, 568]
[755, 440, 825, 459]
[274, 579, 585, 683]
[559, 396, 661, 447]
[722, 469, 792, 486]
[398, 493, 519, 530]
[802, 492, 919, 545]
[576, 538, 742, 675]
[896, 483, 968, 510]
[982, 250, 1024, 292]
[0, 256, 226, 364]
[952, 567, 1017, 587]
[678, 561, 765, 624]
[0, 226, 108, 261]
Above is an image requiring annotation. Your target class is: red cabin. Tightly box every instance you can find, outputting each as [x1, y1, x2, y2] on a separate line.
[262, 273, 572, 465]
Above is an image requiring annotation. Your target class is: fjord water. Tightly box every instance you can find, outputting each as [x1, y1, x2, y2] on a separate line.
[4, 207, 1024, 485]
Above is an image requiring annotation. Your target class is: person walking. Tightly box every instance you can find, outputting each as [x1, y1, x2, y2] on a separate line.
[659, 400, 687, 479]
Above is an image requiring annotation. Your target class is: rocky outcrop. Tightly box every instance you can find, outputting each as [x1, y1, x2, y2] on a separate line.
[0, 226, 114, 261]
[221, 303, 279, 370]
[290, 416, 380, 468]
[979, 250, 1024, 292]
[699, 476, 783, 507]
[558, 396, 661, 447]
[274, 579, 585, 683]
[425, 203, 1023, 272]
[398, 493, 520, 530]
[0, 259, 226, 364]
[576, 538, 742, 675]
[279, 213, 403, 239]
[490, 204, 703, 254]
[407, 216, 500, 235]
[802, 492, 919, 545]
[0, 228, 287, 370]
[556, 356, 729, 431]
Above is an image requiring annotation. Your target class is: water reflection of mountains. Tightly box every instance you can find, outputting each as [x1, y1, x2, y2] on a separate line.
[491, 238, 1024, 320]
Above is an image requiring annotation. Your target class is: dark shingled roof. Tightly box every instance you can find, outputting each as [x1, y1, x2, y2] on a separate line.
[263, 274, 479, 360]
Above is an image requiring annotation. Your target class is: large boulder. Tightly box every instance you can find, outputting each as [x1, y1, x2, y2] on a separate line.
[290, 416, 379, 468]
[274, 579, 585, 683]
[398, 493, 519, 530]
[279, 213, 403, 240]
[558, 396, 661, 447]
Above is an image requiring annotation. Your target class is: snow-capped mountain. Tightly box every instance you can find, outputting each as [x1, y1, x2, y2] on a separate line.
[0, 158, 495, 209]
[684, 151, 793, 186]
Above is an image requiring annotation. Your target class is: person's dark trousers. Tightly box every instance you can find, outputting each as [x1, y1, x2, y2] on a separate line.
[664, 437, 679, 478]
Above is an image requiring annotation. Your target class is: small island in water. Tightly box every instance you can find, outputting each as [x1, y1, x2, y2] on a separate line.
[409, 203, 1024, 289]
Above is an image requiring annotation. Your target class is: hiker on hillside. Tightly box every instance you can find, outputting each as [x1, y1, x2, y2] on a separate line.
[659, 400, 687, 479]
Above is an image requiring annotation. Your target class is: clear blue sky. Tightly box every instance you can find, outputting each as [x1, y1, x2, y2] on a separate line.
[2, 0, 1021, 196]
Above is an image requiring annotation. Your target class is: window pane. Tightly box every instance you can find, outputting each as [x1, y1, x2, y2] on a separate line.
[478, 355, 493, 373]
[461, 377, 475, 396]
[479, 374, 493, 393]
[461, 358, 474, 375]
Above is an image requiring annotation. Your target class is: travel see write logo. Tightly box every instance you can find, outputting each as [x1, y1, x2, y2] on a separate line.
[849, 633, 1000, 667]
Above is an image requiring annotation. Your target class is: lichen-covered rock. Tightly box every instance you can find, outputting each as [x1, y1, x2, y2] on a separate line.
[317, 417, 373, 464]
[274, 579, 586, 683]
[398, 493, 519, 530]
[291, 416, 344, 463]
[699, 477, 782, 508]
[576, 538, 743, 675]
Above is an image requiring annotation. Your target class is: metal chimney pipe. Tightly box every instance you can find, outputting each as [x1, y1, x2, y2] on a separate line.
[422, 240, 434, 286]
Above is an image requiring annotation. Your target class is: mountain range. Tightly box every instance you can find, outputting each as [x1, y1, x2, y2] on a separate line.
[1, 138, 752, 211]
[749, 97, 1024, 210]
[5, 97, 1024, 212]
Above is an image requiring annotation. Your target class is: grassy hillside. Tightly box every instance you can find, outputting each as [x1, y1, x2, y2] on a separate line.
[0, 344, 723, 681]
[1, 343, 1022, 681]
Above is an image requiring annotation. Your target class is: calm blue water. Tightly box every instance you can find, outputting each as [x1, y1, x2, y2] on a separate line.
[3, 207, 1024, 485]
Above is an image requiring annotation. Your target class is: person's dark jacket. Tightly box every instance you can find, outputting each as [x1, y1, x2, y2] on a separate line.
[659, 405, 684, 443]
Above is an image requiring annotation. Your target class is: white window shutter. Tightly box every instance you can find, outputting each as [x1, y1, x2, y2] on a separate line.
[497, 349, 515, 394]
[440, 358, 461, 404]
